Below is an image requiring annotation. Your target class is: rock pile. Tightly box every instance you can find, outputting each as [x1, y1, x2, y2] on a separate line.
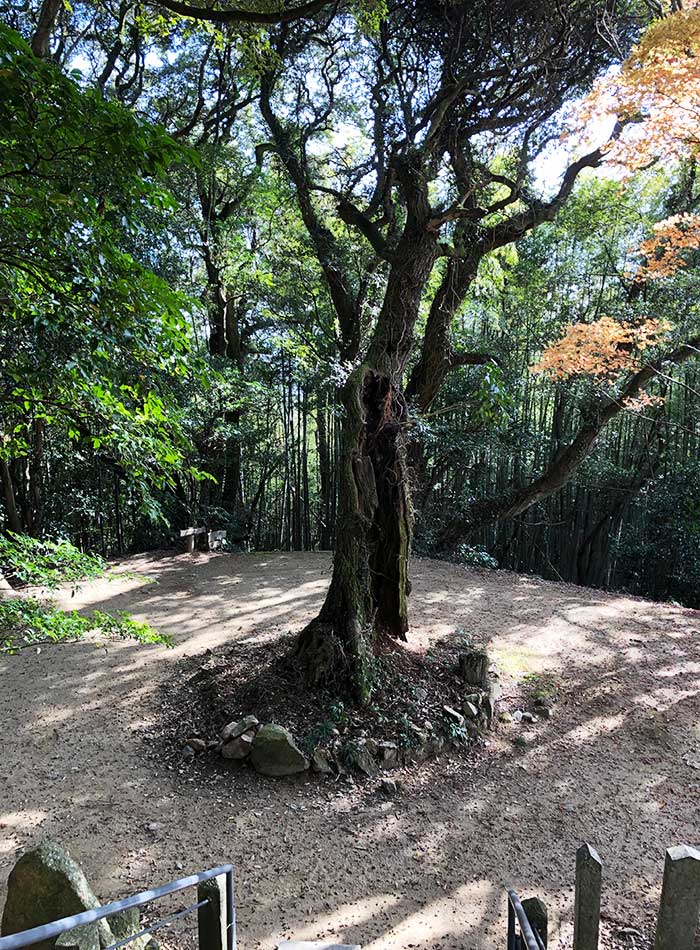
[181, 647, 501, 780]
[189, 717, 309, 776]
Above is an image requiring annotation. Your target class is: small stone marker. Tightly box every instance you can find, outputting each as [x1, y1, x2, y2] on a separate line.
[198, 875, 228, 950]
[573, 843, 602, 950]
[521, 896, 548, 948]
[654, 845, 700, 950]
[458, 649, 489, 688]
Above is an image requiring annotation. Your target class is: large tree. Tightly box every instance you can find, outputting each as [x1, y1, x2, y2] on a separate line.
[245, 0, 643, 699]
[19, 0, 700, 694]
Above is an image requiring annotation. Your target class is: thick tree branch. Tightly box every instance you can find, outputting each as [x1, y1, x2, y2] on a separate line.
[477, 122, 631, 252]
[405, 239, 480, 409]
[154, 0, 333, 24]
[259, 71, 359, 358]
[435, 335, 700, 548]
[411, 128, 628, 410]
[31, 0, 63, 58]
[311, 185, 393, 260]
[450, 351, 500, 369]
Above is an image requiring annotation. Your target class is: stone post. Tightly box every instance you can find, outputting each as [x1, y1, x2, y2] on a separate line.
[521, 896, 548, 948]
[573, 843, 602, 950]
[654, 845, 700, 950]
[458, 650, 489, 688]
[198, 875, 228, 950]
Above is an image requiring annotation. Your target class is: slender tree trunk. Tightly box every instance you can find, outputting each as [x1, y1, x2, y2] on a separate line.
[114, 473, 123, 555]
[0, 459, 23, 534]
[29, 420, 44, 536]
[221, 408, 242, 512]
[316, 388, 334, 549]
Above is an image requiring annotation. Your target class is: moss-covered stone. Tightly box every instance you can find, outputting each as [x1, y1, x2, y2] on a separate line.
[250, 724, 308, 776]
[1, 840, 114, 950]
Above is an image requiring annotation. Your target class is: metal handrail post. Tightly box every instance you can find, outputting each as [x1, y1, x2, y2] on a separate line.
[225, 866, 236, 950]
[507, 898, 516, 950]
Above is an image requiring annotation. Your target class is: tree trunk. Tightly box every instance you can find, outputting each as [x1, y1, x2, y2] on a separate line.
[294, 170, 436, 698]
[315, 388, 333, 548]
[0, 459, 23, 534]
[31, 0, 63, 59]
[405, 253, 478, 410]
[296, 364, 413, 702]
[28, 420, 44, 536]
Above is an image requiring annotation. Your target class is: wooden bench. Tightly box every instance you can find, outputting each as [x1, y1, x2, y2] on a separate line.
[179, 527, 227, 553]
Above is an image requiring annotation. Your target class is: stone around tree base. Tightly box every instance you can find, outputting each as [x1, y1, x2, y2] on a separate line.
[250, 723, 308, 776]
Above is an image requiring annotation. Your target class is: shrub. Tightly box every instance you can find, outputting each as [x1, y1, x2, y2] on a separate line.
[0, 534, 105, 590]
[0, 597, 171, 654]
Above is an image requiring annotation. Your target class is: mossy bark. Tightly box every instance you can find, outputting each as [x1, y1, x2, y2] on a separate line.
[296, 364, 413, 703]
[293, 152, 437, 702]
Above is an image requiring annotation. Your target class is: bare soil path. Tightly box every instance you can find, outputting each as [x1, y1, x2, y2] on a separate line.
[1, 551, 699, 950]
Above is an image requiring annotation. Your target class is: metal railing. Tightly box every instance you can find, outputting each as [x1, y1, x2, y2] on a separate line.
[0, 865, 236, 950]
[507, 890, 546, 950]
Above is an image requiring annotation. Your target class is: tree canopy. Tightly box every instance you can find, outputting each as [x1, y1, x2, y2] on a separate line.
[2, 0, 700, 699]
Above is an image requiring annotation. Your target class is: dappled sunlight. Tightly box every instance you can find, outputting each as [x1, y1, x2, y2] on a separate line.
[363, 881, 500, 950]
[0, 812, 48, 858]
[275, 894, 402, 945]
[654, 662, 700, 679]
[551, 711, 629, 747]
[6, 1, 700, 946]
[2, 551, 700, 948]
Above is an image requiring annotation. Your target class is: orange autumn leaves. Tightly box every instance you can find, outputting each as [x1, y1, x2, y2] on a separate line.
[577, 2, 700, 276]
[532, 316, 670, 381]
[535, 209, 697, 386]
[533, 4, 699, 388]
[634, 212, 700, 280]
[577, 1, 700, 170]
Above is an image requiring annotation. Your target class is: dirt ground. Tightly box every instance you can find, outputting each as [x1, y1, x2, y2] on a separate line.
[1, 550, 699, 950]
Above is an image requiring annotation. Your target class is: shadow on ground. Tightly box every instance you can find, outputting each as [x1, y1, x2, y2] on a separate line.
[1, 551, 698, 949]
